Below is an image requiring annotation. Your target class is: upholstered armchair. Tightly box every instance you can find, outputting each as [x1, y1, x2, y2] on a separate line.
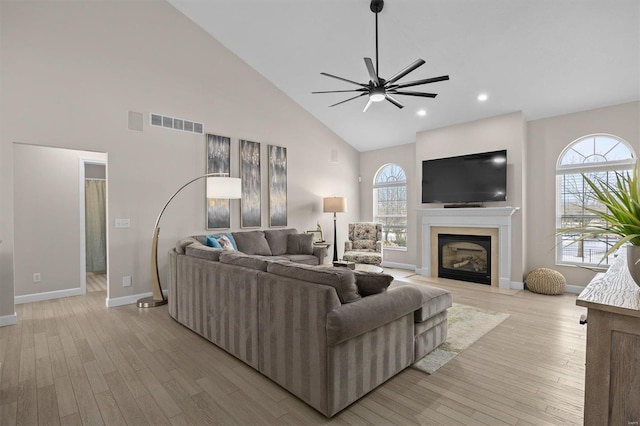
[343, 222, 383, 265]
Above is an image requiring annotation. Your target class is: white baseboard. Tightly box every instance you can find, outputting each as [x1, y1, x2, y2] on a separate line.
[15, 287, 84, 304]
[106, 289, 168, 308]
[0, 312, 17, 327]
[382, 261, 416, 270]
[565, 285, 584, 294]
[511, 281, 524, 290]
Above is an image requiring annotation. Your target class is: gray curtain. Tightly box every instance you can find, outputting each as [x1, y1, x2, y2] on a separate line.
[85, 179, 106, 272]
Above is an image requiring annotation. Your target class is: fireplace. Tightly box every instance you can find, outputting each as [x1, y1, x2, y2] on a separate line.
[438, 234, 491, 284]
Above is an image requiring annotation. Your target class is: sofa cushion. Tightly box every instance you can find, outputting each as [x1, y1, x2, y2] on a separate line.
[280, 254, 320, 266]
[219, 251, 269, 271]
[232, 230, 272, 256]
[390, 281, 452, 322]
[267, 263, 361, 303]
[263, 228, 298, 256]
[326, 286, 423, 346]
[353, 270, 393, 296]
[185, 244, 222, 261]
[286, 233, 313, 255]
[352, 240, 376, 251]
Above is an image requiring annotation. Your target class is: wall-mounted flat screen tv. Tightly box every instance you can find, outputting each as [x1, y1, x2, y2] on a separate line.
[421, 150, 507, 204]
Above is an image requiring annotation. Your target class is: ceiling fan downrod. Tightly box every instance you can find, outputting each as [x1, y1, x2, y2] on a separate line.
[371, 0, 384, 79]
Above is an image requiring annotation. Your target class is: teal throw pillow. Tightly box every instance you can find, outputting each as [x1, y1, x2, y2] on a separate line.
[205, 235, 222, 249]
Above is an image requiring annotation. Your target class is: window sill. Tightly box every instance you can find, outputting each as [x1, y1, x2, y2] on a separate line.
[555, 262, 609, 272]
[384, 246, 407, 252]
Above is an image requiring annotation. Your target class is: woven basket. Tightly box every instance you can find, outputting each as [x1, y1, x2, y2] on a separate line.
[526, 268, 566, 295]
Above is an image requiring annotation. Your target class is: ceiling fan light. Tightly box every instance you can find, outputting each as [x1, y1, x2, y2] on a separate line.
[370, 87, 386, 102]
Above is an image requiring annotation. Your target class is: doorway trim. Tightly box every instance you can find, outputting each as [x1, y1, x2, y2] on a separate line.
[79, 157, 109, 303]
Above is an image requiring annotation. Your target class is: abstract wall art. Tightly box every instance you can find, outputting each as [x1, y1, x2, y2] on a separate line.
[240, 139, 261, 228]
[206, 134, 231, 229]
[268, 145, 287, 227]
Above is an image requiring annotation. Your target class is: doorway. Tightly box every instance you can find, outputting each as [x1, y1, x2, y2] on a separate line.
[13, 144, 109, 304]
[83, 162, 107, 293]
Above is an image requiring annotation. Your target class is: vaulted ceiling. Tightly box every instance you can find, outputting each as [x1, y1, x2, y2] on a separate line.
[168, 0, 640, 152]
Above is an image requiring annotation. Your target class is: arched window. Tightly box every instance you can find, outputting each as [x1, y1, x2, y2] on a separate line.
[374, 164, 407, 249]
[556, 134, 635, 266]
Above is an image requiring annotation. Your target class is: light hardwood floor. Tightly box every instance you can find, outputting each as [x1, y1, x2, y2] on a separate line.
[0, 270, 587, 425]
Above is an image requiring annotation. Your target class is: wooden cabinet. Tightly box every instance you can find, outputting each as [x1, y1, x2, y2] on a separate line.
[577, 251, 640, 425]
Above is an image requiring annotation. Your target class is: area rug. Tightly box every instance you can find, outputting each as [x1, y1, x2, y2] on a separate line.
[412, 303, 509, 374]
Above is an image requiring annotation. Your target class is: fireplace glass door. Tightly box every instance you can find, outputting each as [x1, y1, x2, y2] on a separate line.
[438, 234, 491, 284]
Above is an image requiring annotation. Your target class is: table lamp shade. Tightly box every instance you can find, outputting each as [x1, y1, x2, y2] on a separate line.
[323, 197, 347, 213]
[207, 177, 242, 199]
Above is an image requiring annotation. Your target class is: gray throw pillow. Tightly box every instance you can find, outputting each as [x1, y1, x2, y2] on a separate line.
[353, 270, 393, 296]
[264, 228, 298, 255]
[287, 233, 313, 255]
[231, 230, 272, 255]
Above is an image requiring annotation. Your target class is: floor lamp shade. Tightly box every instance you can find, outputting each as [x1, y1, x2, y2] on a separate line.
[323, 197, 347, 214]
[323, 197, 347, 262]
[138, 174, 241, 308]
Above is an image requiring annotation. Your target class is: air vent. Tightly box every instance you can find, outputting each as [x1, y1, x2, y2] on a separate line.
[150, 113, 203, 135]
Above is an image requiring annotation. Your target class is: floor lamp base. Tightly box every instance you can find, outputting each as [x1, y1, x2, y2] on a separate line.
[136, 296, 168, 308]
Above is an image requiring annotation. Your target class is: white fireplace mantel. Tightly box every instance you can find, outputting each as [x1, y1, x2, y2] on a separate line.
[417, 207, 519, 289]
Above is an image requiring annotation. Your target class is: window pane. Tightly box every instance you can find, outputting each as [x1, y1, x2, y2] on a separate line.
[374, 164, 407, 248]
[556, 138, 633, 267]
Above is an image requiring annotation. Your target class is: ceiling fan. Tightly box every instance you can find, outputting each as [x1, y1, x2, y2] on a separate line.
[312, 0, 449, 112]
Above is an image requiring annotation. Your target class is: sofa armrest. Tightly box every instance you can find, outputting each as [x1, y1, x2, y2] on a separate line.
[326, 286, 423, 346]
[344, 241, 353, 252]
[375, 241, 382, 253]
[313, 245, 327, 264]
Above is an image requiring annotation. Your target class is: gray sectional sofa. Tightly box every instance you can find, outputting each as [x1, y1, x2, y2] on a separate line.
[168, 228, 452, 417]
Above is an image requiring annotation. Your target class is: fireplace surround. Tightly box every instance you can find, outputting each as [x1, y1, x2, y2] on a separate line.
[417, 207, 519, 289]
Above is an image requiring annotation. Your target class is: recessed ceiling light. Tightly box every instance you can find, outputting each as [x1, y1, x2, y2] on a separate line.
[417, 109, 427, 117]
[477, 93, 488, 102]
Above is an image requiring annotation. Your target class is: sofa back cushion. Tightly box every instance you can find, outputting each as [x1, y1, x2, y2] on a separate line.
[263, 228, 298, 255]
[232, 230, 272, 256]
[219, 251, 269, 271]
[286, 233, 313, 255]
[267, 263, 361, 303]
[185, 244, 222, 261]
[353, 270, 393, 296]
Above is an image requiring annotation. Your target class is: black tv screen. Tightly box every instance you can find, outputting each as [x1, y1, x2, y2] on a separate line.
[421, 150, 507, 204]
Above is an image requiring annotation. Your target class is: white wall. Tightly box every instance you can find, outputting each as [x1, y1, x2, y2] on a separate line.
[359, 143, 418, 267]
[0, 1, 359, 317]
[526, 101, 640, 287]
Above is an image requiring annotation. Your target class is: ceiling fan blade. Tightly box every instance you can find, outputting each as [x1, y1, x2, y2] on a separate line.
[384, 59, 426, 86]
[390, 75, 450, 90]
[329, 93, 368, 108]
[388, 90, 437, 98]
[364, 58, 379, 86]
[363, 99, 373, 112]
[312, 89, 367, 94]
[385, 94, 404, 109]
[320, 72, 368, 88]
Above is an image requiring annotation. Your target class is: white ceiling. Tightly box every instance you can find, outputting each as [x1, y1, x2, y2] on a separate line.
[168, 0, 640, 152]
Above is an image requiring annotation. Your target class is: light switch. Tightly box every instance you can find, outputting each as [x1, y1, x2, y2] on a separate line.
[115, 218, 131, 228]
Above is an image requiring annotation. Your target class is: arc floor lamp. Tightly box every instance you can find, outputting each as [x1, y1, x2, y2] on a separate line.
[137, 174, 241, 308]
[323, 196, 347, 262]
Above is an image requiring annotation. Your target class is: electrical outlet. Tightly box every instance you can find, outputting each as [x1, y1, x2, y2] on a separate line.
[33, 273, 41, 283]
[122, 276, 132, 287]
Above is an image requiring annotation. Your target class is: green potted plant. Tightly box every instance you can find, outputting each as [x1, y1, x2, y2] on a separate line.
[558, 165, 640, 286]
